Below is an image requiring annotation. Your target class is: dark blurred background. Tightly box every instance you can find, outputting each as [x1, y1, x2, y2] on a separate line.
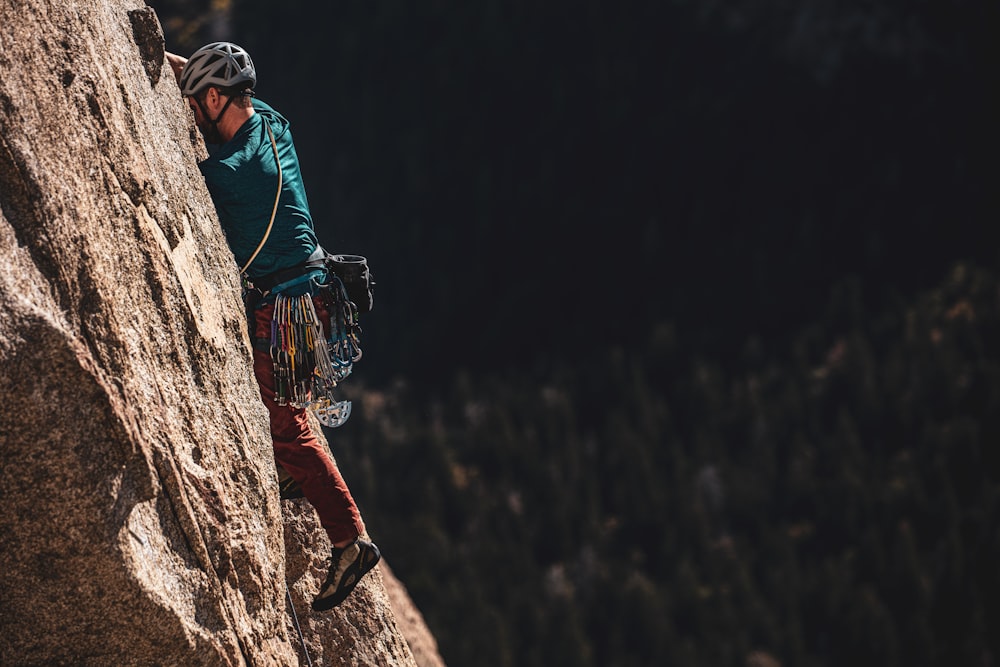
[151, 2, 998, 665]
[158, 0, 996, 384]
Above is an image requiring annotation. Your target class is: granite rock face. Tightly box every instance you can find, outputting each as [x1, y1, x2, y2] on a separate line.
[0, 2, 436, 665]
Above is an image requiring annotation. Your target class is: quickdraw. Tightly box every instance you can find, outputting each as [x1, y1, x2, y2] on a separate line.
[269, 275, 362, 428]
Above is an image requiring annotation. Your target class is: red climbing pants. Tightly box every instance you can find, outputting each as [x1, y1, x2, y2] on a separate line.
[251, 299, 365, 545]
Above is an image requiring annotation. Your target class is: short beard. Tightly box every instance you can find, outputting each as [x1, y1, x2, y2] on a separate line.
[201, 123, 224, 146]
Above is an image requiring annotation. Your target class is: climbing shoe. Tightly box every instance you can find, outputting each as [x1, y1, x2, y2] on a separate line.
[278, 475, 305, 500]
[277, 465, 305, 500]
[312, 538, 381, 611]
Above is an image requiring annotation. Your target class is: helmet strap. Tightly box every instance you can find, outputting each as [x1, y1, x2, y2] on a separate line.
[194, 91, 237, 145]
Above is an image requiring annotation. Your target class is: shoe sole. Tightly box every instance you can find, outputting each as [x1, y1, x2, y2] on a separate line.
[311, 541, 382, 611]
[279, 482, 305, 500]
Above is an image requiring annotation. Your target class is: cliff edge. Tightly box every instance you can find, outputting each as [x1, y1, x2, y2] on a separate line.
[0, 2, 440, 665]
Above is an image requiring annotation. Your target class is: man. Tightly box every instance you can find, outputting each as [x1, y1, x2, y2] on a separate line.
[166, 42, 379, 611]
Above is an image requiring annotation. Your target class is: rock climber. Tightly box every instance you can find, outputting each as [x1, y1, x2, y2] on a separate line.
[165, 41, 380, 611]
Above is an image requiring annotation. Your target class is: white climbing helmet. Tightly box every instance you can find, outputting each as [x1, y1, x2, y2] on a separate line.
[179, 41, 256, 97]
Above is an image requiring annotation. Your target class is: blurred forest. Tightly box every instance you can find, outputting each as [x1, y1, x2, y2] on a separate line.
[148, 1, 998, 664]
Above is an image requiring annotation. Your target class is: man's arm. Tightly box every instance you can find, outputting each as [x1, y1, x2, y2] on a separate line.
[165, 51, 186, 87]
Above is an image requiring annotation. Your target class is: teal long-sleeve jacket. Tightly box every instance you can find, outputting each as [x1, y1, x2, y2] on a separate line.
[199, 98, 319, 281]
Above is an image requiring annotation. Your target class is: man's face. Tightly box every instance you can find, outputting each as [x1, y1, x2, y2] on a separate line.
[186, 92, 210, 130]
[186, 89, 224, 144]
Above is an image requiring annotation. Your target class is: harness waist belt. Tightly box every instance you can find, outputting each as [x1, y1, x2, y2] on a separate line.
[251, 247, 326, 292]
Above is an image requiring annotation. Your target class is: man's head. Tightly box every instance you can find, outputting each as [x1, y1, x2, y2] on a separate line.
[180, 42, 257, 144]
[179, 42, 256, 97]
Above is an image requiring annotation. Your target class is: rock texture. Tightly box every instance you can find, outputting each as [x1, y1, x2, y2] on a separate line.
[0, 2, 439, 665]
[377, 562, 448, 667]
